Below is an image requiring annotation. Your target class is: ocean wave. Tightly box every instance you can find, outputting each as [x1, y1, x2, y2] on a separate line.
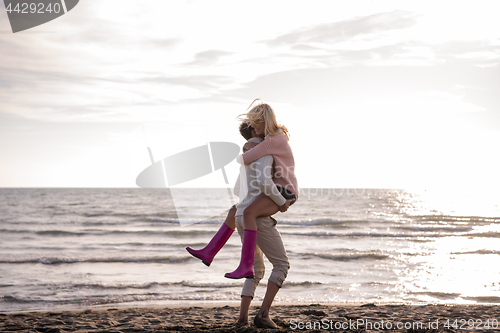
[83, 211, 179, 220]
[0, 256, 193, 265]
[278, 219, 360, 226]
[414, 291, 461, 300]
[144, 218, 179, 224]
[283, 231, 446, 238]
[72, 281, 241, 290]
[463, 296, 500, 303]
[104, 229, 215, 237]
[81, 221, 114, 226]
[305, 252, 390, 262]
[81, 219, 178, 226]
[4, 226, 491, 240]
[0, 228, 30, 234]
[117, 242, 174, 248]
[467, 232, 500, 238]
[0, 291, 242, 310]
[411, 215, 500, 224]
[397, 226, 473, 233]
[118, 229, 212, 236]
[36, 230, 86, 236]
[85, 213, 103, 217]
[0, 295, 31, 304]
[451, 249, 500, 255]
[2, 229, 216, 237]
[282, 281, 323, 287]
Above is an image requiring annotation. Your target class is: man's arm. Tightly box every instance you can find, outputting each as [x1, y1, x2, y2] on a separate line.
[236, 132, 286, 165]
[243, 141, 258, 152]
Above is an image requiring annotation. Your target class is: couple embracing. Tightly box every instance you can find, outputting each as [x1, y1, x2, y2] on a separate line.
[186, 99, 299, 328]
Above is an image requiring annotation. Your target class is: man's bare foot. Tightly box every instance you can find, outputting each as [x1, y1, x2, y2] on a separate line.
[254, 313, 279, 329]
[235, 318, 249, 328]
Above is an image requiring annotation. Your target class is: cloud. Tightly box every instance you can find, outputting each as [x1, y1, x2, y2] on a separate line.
[145, 74, 233, 89]
[142, 38, 182, 49]
[223, 61, 500, 119]
[434, 40, 500, 65]
[54, 21, 183, 51]
[299, 41, 432, 67]
[266, 10, 419, 47]
[0, 60, 241, 122]
[184, 49, 233, 67]
[261, 36, 500, 70]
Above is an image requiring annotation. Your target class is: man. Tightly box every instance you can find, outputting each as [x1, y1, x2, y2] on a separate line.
[233, 123, 293, 328]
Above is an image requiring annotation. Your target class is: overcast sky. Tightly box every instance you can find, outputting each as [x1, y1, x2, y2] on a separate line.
[0, 0, 499, 192]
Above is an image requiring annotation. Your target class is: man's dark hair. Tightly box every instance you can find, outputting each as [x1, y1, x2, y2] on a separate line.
[239, 122, 253, 140]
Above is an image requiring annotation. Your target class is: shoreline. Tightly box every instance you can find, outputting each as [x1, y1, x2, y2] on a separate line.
[3, 299, 490, 315]
[4, 299, 499, 315]
[2, 303, 500, 332]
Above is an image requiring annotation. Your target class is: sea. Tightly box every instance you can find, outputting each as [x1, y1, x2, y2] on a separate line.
[1, 187, 500, 313]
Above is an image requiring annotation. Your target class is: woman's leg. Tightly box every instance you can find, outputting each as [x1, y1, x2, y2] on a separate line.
[225, 195, 279, 279]
[242, 194, 280, 230]
[223, 205, 237, 230]
[186, 205, 236, 266]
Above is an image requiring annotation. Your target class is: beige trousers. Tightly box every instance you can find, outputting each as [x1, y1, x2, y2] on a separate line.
[235, 215, 290, 298]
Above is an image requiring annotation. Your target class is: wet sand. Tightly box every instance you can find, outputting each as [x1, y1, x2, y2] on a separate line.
[1, 303, 499, 332]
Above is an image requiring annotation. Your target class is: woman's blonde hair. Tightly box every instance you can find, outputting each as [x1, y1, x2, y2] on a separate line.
[238, 99, 289, 140]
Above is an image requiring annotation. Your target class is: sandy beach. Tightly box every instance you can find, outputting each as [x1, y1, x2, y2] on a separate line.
[1, 303, 500, 332]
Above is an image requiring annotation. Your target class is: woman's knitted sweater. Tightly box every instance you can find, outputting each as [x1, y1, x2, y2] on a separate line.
[236, 132, 299, 197]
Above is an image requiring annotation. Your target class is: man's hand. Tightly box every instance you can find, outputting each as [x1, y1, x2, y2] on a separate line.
[243, 141, 258, 152]
[279, 199, 294, 212]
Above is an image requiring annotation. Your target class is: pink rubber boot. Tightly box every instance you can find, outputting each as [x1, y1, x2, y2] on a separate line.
[186, 223, 234, 266]
[224, 229, 257, 279]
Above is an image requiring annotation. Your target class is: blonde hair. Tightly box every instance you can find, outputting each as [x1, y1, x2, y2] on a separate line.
[238, 99, 289, 140]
